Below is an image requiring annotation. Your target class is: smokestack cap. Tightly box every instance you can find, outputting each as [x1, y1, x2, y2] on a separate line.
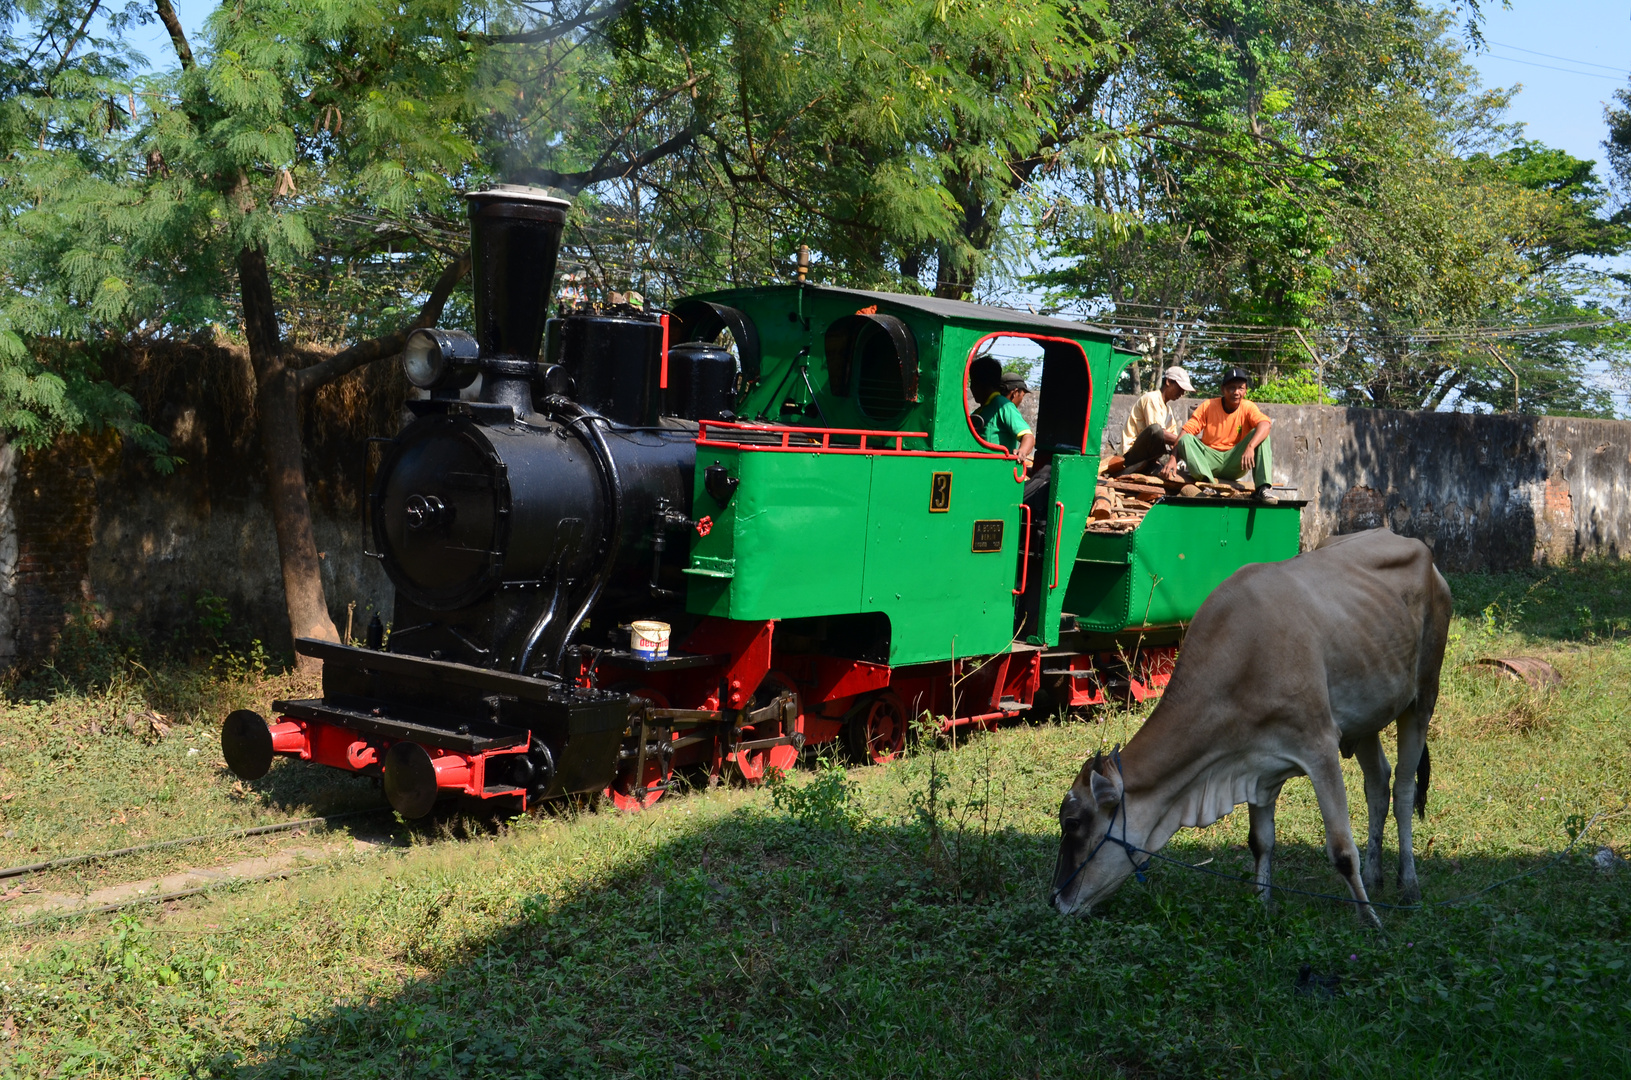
[466, 185, 572, 209]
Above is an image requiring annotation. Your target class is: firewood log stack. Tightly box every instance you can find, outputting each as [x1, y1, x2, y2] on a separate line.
[1085, 472, 1266, 534]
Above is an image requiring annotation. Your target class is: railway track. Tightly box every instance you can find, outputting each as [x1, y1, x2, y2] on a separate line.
[0, 807, 398, 930]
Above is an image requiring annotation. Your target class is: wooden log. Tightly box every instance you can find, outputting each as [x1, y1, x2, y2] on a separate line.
[1103, 479, 1167, 499]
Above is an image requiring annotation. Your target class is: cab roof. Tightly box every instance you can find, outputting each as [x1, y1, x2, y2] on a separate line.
[774, 286, 1114, 339]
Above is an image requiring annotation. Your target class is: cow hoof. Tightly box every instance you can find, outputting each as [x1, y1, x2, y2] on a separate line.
[1397, 881, 1421, 906]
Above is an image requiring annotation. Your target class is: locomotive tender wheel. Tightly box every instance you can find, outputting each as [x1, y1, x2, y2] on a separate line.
[383, 742, 441, 820]
[606, 689, 675, 812]
[732, 672, 803, 785]
[221, 709, 274, 780]
[846, 690, 907, 765]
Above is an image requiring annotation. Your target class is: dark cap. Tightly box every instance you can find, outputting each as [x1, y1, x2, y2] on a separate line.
[1000, 371, 1030, 393]
[1221, 366, 1251, 387]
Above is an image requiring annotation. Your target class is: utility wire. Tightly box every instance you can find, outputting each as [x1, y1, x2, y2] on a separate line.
[1486, 41, 1627, 74]
[1481, 52, 1626, 82]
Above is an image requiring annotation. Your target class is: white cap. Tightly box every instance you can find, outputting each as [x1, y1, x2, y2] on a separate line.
[1163, 366, 1194, 392]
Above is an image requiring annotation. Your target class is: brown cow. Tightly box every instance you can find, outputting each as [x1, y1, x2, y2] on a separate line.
[1051, 528, 1451, 927]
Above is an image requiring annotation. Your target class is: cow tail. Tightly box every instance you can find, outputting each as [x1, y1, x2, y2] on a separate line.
[1414, 742, 1431, 820]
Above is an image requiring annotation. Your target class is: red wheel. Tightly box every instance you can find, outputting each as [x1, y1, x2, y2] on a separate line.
[846, 690, 908, 764]
[731, 672, 803, 785]
[606, 689, 674, 812]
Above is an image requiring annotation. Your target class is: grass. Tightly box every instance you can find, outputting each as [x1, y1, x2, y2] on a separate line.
[0, 564, 1627, 1078]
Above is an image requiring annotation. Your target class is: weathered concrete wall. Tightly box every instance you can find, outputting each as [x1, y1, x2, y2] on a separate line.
[6, 373, 1629, 670]
[3, 343, 398, 669]
[1103, 394, 1631, 571]
[0, 440, 18, 669]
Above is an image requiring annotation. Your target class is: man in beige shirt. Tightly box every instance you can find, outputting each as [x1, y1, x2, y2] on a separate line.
[1117, 366, 1193, 478]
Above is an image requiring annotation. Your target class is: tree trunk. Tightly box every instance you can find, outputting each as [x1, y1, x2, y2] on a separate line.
[238, 245, 339, 669]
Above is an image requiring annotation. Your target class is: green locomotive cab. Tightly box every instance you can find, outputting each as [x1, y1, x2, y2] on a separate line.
[670, 285, 1303, 686]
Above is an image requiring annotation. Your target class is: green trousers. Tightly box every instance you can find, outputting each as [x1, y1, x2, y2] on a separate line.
[1176, 433, 1272, 487]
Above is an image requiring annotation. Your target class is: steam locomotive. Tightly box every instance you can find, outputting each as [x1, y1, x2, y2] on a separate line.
[220, 184, 1306, 817]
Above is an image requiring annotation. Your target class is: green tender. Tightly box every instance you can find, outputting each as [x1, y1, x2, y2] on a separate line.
[1065, 499, 1304, 634]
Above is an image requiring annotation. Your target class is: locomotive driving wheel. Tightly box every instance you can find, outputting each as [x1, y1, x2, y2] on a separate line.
[605, 688, 675, 812]
[846, 689, 908, 765]
[730, 671, 804, 785]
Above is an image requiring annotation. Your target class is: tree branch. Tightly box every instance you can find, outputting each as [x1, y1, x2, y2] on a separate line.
[509, 123, 698, 194]
[295, 252, 471, 394]
[458, 0, 628, 44]
[48, 0, 102, 78]
[153, 0, 194, 69]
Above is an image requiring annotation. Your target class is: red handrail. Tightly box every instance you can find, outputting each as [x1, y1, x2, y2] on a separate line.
[1051, 500, 1065, 589]
[659, 314, 670, 389]
[697, 417, 929, 451]
[1012, 504, 1032, 597]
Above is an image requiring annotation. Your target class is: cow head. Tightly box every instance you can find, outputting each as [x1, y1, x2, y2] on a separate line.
[1051, 752, 1134, 916]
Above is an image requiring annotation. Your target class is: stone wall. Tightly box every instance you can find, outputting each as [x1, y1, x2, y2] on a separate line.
[5, 373, 1628, 670]
[1, 342, 399, 669]
[1103, 394, 1631, 571]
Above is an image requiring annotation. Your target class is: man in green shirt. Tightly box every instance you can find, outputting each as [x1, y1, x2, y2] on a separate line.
[970, 356, 1035, 465]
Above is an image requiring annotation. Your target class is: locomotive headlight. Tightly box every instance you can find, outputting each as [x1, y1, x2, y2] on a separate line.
[403, 328, 481, 391]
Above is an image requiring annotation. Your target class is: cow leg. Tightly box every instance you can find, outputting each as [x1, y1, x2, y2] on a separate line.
[1393, 711, 1429, 905]
[1352, 733, 1391, 897]
[1306, 755, 1381, 929]
[1247, 795, 1279, 906]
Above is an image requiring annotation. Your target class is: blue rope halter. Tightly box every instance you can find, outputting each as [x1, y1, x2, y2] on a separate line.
[1052, 746, 1149, 903]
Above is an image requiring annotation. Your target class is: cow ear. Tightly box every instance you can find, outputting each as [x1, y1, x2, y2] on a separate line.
[1089, 769, 1123, 809]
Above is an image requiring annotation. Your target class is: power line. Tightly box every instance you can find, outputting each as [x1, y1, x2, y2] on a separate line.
[1480, 52, 1626, 82]
[1486, 41, 1627, 75]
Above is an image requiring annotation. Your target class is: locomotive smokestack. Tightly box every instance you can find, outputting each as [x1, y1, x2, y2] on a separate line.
[466, 185, 570, 413]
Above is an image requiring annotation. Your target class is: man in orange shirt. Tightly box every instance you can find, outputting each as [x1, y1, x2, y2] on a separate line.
[1176, 367, 1278, 503]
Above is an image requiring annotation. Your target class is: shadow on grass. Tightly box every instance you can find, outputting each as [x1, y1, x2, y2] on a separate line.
[226, 806, 1630, 1080]
[1445, 560, 1631, 642]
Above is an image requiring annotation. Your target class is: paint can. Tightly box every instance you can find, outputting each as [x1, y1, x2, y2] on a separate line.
[630, 620, 671, 660]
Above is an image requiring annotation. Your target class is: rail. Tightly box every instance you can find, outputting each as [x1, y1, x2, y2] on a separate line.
[697, 418, 929, 453]
[696, 419, 1024, 469]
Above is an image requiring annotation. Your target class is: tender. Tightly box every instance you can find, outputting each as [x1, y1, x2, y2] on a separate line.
[1050, 528, 1451, 927]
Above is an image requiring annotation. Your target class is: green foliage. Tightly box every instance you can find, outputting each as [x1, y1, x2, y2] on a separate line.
[529, 0, 1116, 298]
[0, 0, 510, 459]
[1252, 370, 1333, 405]
[768, 752, 862, 831]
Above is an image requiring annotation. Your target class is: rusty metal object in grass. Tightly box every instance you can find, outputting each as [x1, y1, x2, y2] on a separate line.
[1475, 656, 1562, 690]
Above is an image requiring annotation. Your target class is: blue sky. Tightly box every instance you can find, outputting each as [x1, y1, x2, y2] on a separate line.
[1465, 1, 1631, 169]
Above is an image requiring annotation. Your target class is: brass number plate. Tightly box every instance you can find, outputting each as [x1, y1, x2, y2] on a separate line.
[971, 519, 1004, 552]
[929, 471, 953, 512]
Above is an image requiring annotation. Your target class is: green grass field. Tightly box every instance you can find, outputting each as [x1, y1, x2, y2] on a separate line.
[0, 563, 1627, 1078]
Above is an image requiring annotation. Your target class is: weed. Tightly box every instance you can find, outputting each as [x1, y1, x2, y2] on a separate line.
[768, 752, 861, 831]
[898, 712, 1012, 903]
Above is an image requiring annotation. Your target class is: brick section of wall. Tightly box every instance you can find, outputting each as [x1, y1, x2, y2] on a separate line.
[13, 438, 108, 659]
[3, 342, 399, 669]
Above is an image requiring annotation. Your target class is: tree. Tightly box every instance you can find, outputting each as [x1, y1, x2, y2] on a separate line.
[507, 0, 1118, 300]
[0, 0, 173, 459]
[1032, 0, 1629, 413]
